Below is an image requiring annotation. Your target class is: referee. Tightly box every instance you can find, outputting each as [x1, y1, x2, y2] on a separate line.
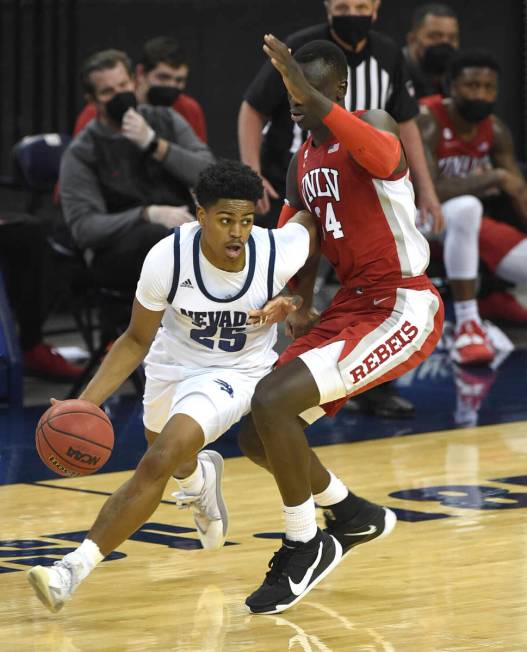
[238, 0, 443, 234]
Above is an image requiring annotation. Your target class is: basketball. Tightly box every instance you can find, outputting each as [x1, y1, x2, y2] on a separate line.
[35, 399, 114, 477]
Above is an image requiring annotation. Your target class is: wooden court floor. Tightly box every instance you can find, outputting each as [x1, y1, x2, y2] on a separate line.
[2, 420, 527, 652]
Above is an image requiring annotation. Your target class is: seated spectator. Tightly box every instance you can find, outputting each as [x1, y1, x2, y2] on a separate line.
[60, 49, 214, 296]
[404, 2, 459, 100]
[73, 37, 207, 142]
[0, 216, 82, 380]
[418, 50, 527, 362]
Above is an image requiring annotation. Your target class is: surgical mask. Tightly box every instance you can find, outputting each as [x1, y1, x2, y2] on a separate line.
[105, 91, 137, 124]
[147, 85, 181, 106]
[331, 15, 373, 48]
[455, 98, 495, 123]
[421, 43, 456, 75]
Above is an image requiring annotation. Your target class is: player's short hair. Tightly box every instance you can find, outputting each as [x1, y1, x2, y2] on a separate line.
[81, 49, 133, 94]
[449, 49, 500, 82]
[140, 36, 188, 72]
[195, 160, 263, 209]
[294, 40, 348, 80]
[411, 3, 458, 30]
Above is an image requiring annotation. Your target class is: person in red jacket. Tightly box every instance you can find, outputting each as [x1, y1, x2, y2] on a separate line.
[73, 37, 207, 143]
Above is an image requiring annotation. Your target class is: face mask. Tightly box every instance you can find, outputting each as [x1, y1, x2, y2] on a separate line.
[105, 91, 137, 124]
[331, 15, 373, 48]
[421, 43, 456, 75]
[455, 98, 495, 123]
[147, 85, 181, 106]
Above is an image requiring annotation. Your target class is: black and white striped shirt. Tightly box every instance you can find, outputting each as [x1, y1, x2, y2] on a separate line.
[244, 24, 418, 192]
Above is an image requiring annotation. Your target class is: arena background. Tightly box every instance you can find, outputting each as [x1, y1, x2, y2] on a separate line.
[0, 0, 524, 177]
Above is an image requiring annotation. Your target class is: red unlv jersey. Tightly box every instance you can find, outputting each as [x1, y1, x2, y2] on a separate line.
[426, 96, 494, 179]
[295, 126, 429, 290]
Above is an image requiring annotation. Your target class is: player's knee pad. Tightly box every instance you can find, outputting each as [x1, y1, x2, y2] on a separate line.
[443, 195, 483, 240]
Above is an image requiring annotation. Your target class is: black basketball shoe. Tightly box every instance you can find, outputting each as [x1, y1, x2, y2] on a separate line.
[323, 499, 397, 556]
[246, 528, 343, 615]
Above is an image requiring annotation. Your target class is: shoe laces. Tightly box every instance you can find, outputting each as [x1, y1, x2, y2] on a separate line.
[265, 541, 297, 585]
[172, 488, 219, 521]
[323, 509, 337, 532]
[51, 560, 76, 593]
[172, 491, 199, 509]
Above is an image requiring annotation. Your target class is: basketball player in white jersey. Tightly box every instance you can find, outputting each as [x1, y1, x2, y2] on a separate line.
[27, 159, 318, 613]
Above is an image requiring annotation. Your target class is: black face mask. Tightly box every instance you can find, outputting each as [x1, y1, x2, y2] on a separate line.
[147, 85, 181, 106]
[105, 91, 137, 124]
[331, 15, 373, 48]
[455, 98, 495, 123]
[421, 43, 456, 75]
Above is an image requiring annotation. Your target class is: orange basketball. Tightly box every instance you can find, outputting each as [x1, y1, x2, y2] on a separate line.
[35, 399, 114, 477]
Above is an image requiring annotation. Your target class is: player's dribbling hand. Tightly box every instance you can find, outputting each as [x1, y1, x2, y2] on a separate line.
[285, 306, 320, 339]
[263, 34, 314, 105]
[248, 295, 303, 327]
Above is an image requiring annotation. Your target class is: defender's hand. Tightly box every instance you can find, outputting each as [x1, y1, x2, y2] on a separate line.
[248, 295, 303, 326]
[285, 306, 320, 339]
[263, 34, 313, 105]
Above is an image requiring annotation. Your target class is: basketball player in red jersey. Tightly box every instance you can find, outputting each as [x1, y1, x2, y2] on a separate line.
[243, 35, 444, 615]
[419, 50, 527, 340]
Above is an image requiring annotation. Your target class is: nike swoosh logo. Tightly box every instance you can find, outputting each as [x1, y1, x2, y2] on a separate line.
[288, 541, 323, 596]
[373, 297, 389, 306]
[344, 525, 377, 536]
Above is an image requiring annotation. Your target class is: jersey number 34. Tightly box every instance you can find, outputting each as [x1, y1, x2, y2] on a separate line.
[315, 203, 344, 239]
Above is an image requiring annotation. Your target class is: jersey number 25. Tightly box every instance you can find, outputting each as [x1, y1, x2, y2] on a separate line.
[190, 325, 246, 352]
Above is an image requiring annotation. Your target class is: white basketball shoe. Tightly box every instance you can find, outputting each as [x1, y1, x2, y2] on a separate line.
[172, 450, 229, 549]
[27, 560, 77, 613]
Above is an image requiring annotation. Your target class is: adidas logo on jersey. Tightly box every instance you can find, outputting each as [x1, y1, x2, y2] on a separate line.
[180, 278, 194, 289]
[328, 143, 340, 154]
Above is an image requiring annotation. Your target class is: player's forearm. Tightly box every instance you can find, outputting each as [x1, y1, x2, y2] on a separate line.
[510, 194, 527, 227]
[399, 120, 436, 194]
[321, 104, 401, 178]
[292, 252, 321, 310]
[238, 101, 265, 173]
[79, 332, 148, 406]
[435, 170, 503, 202]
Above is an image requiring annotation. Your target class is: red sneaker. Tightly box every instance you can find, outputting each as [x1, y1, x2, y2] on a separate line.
[478, 291, 527, 324]
[23, 343, 84, 381]
[451, 320, 494, 366]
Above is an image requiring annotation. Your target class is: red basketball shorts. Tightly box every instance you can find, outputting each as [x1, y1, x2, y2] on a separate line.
[479, 216, 525, 271]
[277, 279, 444, 423]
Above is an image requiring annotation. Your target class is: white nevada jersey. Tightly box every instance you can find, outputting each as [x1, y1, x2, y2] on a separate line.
[136, 221, 309, 380]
